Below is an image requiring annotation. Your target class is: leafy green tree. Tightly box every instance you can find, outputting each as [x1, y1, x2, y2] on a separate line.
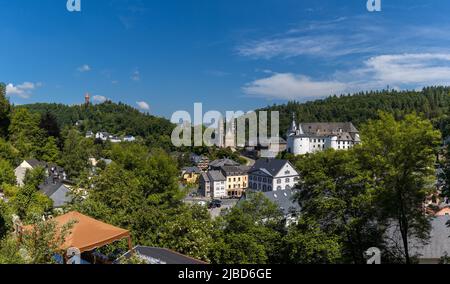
[39, 111, 61, 140]
[61, 129, 92, 178]
[0, 159, 16, 187]
[294, 149, 382, 264]
[0, 138, 19, 165]
[0, 217, 75, 264]
[358, 112, 441, 264]
[23, 166, 46, 189]
[38, 137, 60, 163]
[8, 108, 44, 158]
[9, 184, 53, 222]
[158, 205, 215, 262]
[210, 193, 284, 264]
[280, 219, 342, 264]
[0, 84, 11, 138]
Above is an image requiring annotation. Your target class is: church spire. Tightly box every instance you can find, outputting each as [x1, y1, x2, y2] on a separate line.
[290, 113, 297, 132]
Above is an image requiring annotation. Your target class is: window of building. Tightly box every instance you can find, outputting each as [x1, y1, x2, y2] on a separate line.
[286, 178, 290, 183]
[277, 179, 281, 184]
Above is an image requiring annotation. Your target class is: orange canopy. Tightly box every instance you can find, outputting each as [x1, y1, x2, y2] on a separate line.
[24, 211, 131, 253]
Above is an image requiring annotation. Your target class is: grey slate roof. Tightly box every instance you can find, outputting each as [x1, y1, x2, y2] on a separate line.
[241, 189, 301, 216]
[117, 246, 207, 264]
[249, 159, 290, 177]
[300, 122, 359, 135]
[263, 189, 300, 216]
[183, 166, 202, 174]
[220, 165, 250, 176]
[26, 159, 46, 168]
[200, 172, 210, 183]
[385, 216, 450, 260]
[207, 170, 226, 182]
[39, 178, 73, 208]
[209, 158, 240, 168]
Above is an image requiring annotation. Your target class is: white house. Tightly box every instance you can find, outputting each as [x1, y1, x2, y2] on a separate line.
[248, 159, 300, 192]
[95, 132, 109, 141]
[287, 115, 361, 156]
[15, 159, 67, 188]
[123, 135, 136, 142]
[199, 171, 227, 199]
[109, 135, 122, 143]
[85, 131, 94, 138]
[15, 159, 47, 187]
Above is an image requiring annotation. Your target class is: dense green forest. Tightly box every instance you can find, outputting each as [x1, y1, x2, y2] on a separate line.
[22, 102, 175, 149]
[259, 87, 450, 137]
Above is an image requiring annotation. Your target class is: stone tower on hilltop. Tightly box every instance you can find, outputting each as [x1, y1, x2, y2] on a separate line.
[85, 93, 91, 106]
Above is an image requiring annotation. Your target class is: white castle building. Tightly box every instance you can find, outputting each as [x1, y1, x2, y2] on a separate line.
[287, 115, 361, 156]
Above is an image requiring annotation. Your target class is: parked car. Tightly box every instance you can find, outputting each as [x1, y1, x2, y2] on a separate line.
[208, 200, 222, 209]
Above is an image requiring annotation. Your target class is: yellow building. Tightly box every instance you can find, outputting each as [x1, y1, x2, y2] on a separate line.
[220, 166, 250, 198]
[181, 167, 202, 184]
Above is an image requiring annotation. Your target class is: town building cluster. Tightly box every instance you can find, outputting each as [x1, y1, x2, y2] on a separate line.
[85, 131, 136, 143]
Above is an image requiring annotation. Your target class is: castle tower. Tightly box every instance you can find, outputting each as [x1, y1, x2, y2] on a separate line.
[85, 93, 91, 106]
[290, 113, 297, 133]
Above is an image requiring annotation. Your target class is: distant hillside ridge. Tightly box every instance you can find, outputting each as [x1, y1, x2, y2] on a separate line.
[21, 101, 175, 147]
[258, 87, 450, 137]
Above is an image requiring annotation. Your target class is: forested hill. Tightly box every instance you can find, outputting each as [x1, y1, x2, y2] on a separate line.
[21, 101, 175, 146]
[259, 87, 450, 136]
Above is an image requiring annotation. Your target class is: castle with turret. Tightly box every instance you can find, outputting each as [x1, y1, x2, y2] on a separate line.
[286, 115, 361, 156]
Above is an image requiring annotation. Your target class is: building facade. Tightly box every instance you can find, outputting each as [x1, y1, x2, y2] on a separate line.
[220, 165, 250, 198]
[248, 159, 300, 192]
[287, 115, 361, 156]
[199, 171, 227, 199]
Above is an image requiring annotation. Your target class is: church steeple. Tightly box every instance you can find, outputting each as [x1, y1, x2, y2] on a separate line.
[290, 113, 297, 133]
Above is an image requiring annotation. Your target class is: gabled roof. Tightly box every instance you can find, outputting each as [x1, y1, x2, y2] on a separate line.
[25, 159, 46, 168]
[209, 158, 240, 168]
[249, 159, 292, 177]
[300, 122, 359, 135]
[220, 165, 250, 176]
[117, 246, 207, 264]
[38, 178, 73, 208]
[240, 189, 301, 216]
[183, 167, 201, 174]
[207, 170, 226, 182]
[262, 189, 301, 216]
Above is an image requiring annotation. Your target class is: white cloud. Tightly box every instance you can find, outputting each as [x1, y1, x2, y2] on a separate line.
[243, 53, 450, 100]
[243, 73, 347, 100]
[93, 95, 108, 103]
[77, 64, 91, 72]
[136, 101, 150, 111]
[238, 35, 345, 59]
[5, 82, 41, 98]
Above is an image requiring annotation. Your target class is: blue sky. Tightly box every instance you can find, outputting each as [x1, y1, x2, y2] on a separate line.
[2, 0, 450, 118]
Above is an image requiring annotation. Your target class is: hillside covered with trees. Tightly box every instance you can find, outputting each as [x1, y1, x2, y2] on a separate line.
[22, 102, 175, 150]
[260, 87, 450, 137]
